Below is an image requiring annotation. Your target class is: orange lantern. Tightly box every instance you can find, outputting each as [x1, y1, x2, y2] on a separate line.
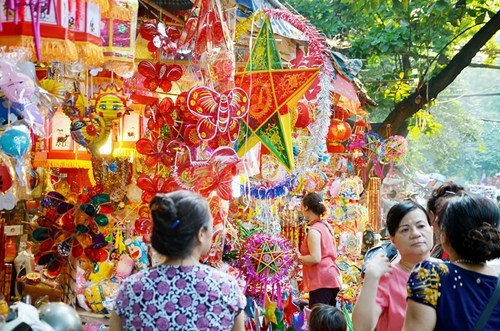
[326, 119, 351, 153]
[0, 0, 78, 62]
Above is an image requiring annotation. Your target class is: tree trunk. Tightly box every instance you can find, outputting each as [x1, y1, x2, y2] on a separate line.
[378, 10, 500, 138]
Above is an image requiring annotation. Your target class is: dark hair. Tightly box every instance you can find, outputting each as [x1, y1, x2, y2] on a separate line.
[427, 181, 464, 215]
[386, 200, 430, 236]
[442, 193, 500, 262]
[309, 304, 347, 331]
[303, 192, 327, 217]
[149, 190, 211, 258]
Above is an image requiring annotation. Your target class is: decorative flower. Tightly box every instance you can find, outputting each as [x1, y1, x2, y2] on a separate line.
[137, 61, 183, 92]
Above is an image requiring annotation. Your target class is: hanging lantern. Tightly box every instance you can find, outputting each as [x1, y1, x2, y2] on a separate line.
[293, 102, 312, 129]
[0, 0, 78, 62]
[69, 0, 104, 66]
[100, 0, 139, 77]
[326, 119, 351, 153]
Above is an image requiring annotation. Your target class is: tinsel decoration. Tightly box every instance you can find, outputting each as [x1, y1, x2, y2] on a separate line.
[295, 71, 332, 176]
[367, 177, 381, 232]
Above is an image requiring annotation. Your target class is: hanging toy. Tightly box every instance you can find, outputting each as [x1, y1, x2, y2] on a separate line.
[0, 125, 32, 186]
[0, 61, 42, 130]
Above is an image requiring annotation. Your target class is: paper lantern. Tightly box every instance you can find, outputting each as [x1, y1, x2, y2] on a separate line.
[100, 0, 139, 76]
[294, 102, 312, 129]
[69, 0, 104, 66]
[0, 0, 78, 62]
[326, 119, 351, 154]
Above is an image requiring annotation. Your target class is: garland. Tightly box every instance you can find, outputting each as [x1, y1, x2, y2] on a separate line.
[240, 176, 299, 199]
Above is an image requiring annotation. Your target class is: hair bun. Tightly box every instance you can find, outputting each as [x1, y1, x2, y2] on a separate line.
[465, 223, 500, 261]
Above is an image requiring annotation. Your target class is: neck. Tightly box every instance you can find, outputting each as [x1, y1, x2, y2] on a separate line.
[399, 260, 416, 273]
[164, 255, 200, 266]
[453, 258, 486, 266]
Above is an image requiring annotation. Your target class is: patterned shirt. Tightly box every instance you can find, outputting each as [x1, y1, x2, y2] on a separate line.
[114, 264, 246, 330]
[407, 260, 500, 330]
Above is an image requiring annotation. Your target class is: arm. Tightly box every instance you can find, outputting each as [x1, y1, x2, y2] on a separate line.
[232, 311, 245, 331]
[352, 255, 392, 331]
[403, 300, 436, 331]
[109, 311, 123, 331]
[299, 229, 321, 265]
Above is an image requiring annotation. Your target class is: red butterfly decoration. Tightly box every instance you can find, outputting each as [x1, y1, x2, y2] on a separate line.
[136, 174, 180, 204]
[138, 61, 183, 92]
[139, 21, 181, 56]
[187, 86, 249, 143]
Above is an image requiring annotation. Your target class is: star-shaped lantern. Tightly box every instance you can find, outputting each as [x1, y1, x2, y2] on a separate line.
[264, 294, 278, 325]
[250, 241, 284, 275]
[283, 292, 299, 326]
[235, 17, 319, 172]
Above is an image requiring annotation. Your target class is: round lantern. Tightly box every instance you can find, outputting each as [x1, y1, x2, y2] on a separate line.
[326, 119, 351, 153]
[294, 102, 312, 128]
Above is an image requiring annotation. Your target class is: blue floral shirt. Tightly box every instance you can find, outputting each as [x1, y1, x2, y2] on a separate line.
[407, 260, 499, 330]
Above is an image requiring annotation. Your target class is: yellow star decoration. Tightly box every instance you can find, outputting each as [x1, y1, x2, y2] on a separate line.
[264, 293, 278, 325]
[250, 241, 283, 275]
[235, 16, 319, 171]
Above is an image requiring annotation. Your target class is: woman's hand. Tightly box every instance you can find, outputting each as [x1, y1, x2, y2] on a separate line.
[364, 254, 393, 280]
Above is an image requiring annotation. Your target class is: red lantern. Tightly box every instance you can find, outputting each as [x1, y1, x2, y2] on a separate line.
[294, 102, 312, 128]
[326, 119, 351, 153]
[332, 106, 350, 121]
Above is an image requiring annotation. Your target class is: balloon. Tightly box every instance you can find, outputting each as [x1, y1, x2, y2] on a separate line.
[0, 127, 31, 157]
[0, 61, 36, 103]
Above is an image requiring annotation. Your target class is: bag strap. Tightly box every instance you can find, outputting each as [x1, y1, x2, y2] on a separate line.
[473, 276, 500, 331]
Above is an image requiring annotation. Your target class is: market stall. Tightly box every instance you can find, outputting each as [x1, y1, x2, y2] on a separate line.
[0, 0, 410, 329]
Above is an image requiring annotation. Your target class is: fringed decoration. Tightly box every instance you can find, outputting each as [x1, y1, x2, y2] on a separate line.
[75, 42, 104, 67]
[0, 36, 78, 62]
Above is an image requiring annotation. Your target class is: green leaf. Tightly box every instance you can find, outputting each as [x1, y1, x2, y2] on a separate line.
[475, 12, 486, 24]
[410, 125, 421, 139]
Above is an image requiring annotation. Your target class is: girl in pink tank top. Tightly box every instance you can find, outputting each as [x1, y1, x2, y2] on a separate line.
[298, 193, 342, 308]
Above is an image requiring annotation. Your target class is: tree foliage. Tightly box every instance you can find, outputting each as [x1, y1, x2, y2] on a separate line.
[285, 0, 499, 128]
[285, 0, 499, 181]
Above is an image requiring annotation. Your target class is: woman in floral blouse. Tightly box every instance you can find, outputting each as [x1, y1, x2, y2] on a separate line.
[110, 190, 246, 331]
[404, 193, 500, 330]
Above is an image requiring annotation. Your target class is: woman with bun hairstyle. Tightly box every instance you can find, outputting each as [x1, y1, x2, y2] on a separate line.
[298, 192, 342, 308]
[111, 190, 246, 331]
[404, 193, 500, 331]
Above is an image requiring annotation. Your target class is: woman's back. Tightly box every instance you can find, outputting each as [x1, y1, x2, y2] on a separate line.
[408, 260, 499, 331]
[115, 264, 245, 330]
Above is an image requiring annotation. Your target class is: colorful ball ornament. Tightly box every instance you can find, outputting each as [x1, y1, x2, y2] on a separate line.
[380, 135, 408, 165]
